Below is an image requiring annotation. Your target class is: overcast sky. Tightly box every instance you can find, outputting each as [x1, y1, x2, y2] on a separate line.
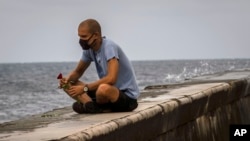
[0, 0, 249, 63]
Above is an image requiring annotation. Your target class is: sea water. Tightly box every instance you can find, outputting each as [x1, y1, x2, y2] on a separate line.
[0, 59, 250, 123]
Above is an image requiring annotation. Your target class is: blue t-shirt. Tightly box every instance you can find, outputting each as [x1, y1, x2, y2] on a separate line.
[81, 37, 140, 99]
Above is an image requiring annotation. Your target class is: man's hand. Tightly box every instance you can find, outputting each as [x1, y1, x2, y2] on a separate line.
[59, 77, 70, 89]
[67, 85, 84, 98]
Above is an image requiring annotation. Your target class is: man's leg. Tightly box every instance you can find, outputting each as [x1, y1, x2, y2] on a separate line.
[63, 81, 100, 113]
[63, 80, 92, 103]
[95, 83, 138, 112]
[72, 84, 118, 113]
[95, 84, 120, 104]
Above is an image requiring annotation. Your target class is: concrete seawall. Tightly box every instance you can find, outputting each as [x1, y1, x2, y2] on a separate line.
[0, 70, 250, 141]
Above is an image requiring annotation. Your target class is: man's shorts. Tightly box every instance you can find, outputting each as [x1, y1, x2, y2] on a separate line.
[87, 90, 138, 112]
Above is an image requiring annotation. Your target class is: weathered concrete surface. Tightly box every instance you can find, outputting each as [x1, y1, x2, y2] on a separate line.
[0, 69, 250, 141]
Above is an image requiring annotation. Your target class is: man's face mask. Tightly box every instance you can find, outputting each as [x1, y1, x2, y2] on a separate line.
[79, 34, 95, 50]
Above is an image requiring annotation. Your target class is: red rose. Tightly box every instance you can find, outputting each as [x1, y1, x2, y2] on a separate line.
[57, 73, 63, 79]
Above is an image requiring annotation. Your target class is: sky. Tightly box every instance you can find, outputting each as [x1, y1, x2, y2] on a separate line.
[0, 0, 250, 63]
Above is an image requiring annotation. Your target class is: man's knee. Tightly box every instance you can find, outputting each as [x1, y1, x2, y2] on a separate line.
[96, 84, 110, 97]
[96, 84, 119, 103]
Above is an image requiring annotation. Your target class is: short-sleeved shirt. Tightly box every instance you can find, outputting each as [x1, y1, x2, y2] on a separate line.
[81, 37, 140, 99]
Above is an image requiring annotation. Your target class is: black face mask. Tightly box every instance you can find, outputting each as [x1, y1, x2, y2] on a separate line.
[79, 34, 95, 50]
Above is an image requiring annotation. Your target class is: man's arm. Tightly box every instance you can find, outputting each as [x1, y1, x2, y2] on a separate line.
[67, 60, 90, 83]
[88, 57, 119, 90]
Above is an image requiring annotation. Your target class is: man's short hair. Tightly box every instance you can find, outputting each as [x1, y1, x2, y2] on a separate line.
[79, 19, 102, 35]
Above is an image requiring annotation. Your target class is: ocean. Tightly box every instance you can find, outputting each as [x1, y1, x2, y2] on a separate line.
[0, 59, 250, 123]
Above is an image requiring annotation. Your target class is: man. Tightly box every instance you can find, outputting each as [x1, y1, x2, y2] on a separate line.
[59, 19, 140, 113]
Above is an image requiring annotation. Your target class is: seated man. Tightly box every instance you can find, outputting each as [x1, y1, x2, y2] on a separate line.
[59, 19, 140, 113]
